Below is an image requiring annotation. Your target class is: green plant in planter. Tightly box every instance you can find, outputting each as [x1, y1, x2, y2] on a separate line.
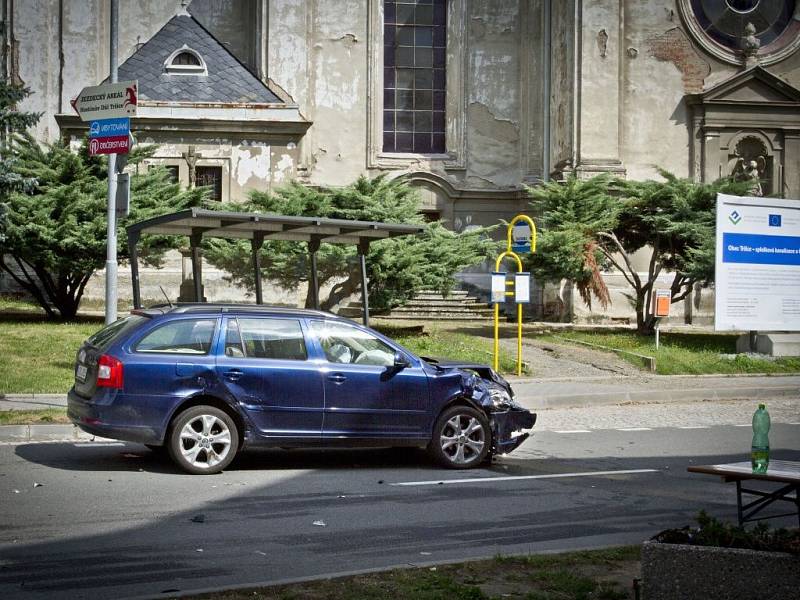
[652, 511, 799, 555]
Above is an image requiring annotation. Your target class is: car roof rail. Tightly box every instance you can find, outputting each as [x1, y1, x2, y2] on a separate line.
[146, 302, 334, 318]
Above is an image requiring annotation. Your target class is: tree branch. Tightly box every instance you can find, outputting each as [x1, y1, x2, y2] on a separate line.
[597, 231, 642, 290]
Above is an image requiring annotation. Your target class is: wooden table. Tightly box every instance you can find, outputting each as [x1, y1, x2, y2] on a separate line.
[688, 460, 800, 527]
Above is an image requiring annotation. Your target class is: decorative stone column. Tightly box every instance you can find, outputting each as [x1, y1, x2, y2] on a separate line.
[575, 0, 625, 179]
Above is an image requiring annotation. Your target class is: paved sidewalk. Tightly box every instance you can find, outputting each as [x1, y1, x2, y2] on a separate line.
[509, 374, 800, 409]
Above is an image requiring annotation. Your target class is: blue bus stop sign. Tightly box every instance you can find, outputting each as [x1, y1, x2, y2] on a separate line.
[511, 221, 531, 254]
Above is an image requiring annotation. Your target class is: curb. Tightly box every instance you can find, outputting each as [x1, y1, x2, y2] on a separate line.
[0, 424, 97, 443]
[524, 385, 800, 409]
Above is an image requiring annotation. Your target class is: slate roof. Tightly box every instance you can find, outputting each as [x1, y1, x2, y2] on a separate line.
[116, 13, 282, 104]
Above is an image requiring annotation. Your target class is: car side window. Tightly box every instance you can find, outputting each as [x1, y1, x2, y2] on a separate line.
[308, 320, 395, 366]
[135, 319, 217, 354]
[237, 318, 307, 361]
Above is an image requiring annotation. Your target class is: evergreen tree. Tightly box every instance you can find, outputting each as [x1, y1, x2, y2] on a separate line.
[204, 175, 497, 311]
[0, 82, 41, 244]
[0, 139, 207, 319]
[527, 171, 751, 333]
[526, 174, 621, 312]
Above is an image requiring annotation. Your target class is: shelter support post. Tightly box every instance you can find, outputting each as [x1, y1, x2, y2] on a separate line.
[358, 240, 370, 327]
[308, 238, 321, 311]
[128, 232, 141, 309]
[190, 230, 203, 303]
[251, 233, 265, 305]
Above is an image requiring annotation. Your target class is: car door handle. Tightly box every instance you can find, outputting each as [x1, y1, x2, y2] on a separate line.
[327, 373, 347, 384]
[223, 369, 243, 381]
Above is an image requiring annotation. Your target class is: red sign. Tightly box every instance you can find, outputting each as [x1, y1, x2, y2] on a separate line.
[89, 135, 130, 156]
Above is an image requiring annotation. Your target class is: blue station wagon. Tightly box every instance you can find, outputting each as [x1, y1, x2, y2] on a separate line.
[68, 304, 536, 474]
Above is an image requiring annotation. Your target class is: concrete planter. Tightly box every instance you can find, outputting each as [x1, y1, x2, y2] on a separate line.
[641, 540, 800, 600]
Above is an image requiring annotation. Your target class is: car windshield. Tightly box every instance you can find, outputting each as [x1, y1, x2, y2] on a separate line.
[86, 315, 149, 351]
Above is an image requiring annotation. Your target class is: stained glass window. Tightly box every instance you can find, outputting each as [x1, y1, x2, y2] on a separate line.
[690, 0, 795, 49]
[383, 0, 446, 154]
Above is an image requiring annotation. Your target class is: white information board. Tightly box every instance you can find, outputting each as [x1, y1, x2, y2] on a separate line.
[514, 272, 530, 304]
[715, 193, 800, 331]
[491, 272, 506, 304]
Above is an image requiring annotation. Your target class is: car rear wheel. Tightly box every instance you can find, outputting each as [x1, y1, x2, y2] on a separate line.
[429, 405, 490, 469]
[168, 405, 239, 475]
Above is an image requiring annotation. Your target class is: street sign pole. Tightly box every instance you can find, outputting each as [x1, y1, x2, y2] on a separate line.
[105, 0, 119, 325]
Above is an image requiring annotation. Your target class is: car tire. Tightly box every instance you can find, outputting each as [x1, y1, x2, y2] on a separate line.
[167, 405, 239, 475]
[428, 405, 490, 469]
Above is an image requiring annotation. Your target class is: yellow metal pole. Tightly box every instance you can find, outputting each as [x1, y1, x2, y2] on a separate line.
[493, 214, 537, 375]
[493, 302, 499, 371]
[517, 302, 522, 375]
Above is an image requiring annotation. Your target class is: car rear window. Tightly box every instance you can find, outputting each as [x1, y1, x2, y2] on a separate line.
[135, 318, 217, 354]
[86, 315, 149, 351]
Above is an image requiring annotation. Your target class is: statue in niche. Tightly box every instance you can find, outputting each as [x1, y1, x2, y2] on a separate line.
[729, 136, 769, 197]
[730, 155, 767, 197]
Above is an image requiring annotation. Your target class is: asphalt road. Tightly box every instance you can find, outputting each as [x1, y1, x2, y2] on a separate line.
[0, 401, 798, 600]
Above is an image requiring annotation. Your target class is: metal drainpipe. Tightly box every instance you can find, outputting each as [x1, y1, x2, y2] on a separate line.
[542, 0, 551, 182]
[58, 0, 63, 114]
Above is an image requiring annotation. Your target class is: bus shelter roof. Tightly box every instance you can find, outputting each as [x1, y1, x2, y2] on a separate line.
[125, 208, 424, 326]
[126, 208, 423, 243]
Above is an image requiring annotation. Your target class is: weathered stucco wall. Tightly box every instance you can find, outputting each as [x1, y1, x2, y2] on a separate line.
[189, 0, 260, 74]
[267, 0, 370, 187]
[465, 0, 522, 188]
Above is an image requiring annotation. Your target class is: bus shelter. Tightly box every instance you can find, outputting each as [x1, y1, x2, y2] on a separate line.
[126, 208, 423, 326]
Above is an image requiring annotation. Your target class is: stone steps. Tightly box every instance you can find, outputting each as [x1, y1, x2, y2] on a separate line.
[338, 290, 492, 322]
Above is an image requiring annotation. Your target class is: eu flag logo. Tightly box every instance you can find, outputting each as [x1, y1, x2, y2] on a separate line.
[769, 214, 782, 227]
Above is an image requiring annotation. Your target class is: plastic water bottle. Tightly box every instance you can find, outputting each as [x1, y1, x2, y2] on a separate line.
[751, 403, 770, 474]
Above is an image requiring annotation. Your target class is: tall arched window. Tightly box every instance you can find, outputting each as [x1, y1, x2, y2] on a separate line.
[383, 0, 446, 154]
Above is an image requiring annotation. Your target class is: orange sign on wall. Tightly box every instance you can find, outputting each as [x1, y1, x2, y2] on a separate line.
[653, 289, 671, 317]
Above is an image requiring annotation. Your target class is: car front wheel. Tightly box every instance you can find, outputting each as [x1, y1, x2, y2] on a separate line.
[429, 405, 490, 469]
[168, 405, 239, 475]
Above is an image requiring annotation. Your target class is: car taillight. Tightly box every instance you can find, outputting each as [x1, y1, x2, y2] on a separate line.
[97, 354, 124, 389]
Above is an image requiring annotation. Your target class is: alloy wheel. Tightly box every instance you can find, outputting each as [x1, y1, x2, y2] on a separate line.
[439, 413, 486, 465]
[178, 413, 233, 470]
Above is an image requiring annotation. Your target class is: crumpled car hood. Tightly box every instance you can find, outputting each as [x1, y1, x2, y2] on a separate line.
[420, 356, 514, 397]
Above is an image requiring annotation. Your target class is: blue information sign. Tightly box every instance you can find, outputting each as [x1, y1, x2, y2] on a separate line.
[89, 117, 130, 139]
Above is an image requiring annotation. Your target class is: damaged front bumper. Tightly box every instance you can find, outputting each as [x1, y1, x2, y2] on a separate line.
[490, 408, 536, 454]
[491, 407, 537, 455]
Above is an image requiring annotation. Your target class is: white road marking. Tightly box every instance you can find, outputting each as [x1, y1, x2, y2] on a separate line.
[678, 426, 708, 429]
[554, 429, 592, 434]
[391, 468, 659, 487]
[788, 422, 800, 425]
[617, 427, 652, 431]
[733, 424, 751, 427]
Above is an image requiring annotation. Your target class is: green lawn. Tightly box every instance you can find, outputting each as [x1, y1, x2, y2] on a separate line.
[179, 546, 640, 600]
[545, 331, 800, 375]
[393, 327, 521, 374]
[0, 319, 100, 393]
[0, 408, 70, 425]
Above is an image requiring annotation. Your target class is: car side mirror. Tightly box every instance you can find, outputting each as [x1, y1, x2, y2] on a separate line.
[393, 352, 411, 369]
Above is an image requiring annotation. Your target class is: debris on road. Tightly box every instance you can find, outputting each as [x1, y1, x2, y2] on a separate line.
[312, 520, 326, 527]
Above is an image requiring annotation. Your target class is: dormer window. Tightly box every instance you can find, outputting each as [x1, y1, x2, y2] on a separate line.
[164, 46, 207, 75]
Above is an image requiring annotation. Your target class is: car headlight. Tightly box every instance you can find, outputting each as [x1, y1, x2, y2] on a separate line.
[488, 386, 516, 409]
